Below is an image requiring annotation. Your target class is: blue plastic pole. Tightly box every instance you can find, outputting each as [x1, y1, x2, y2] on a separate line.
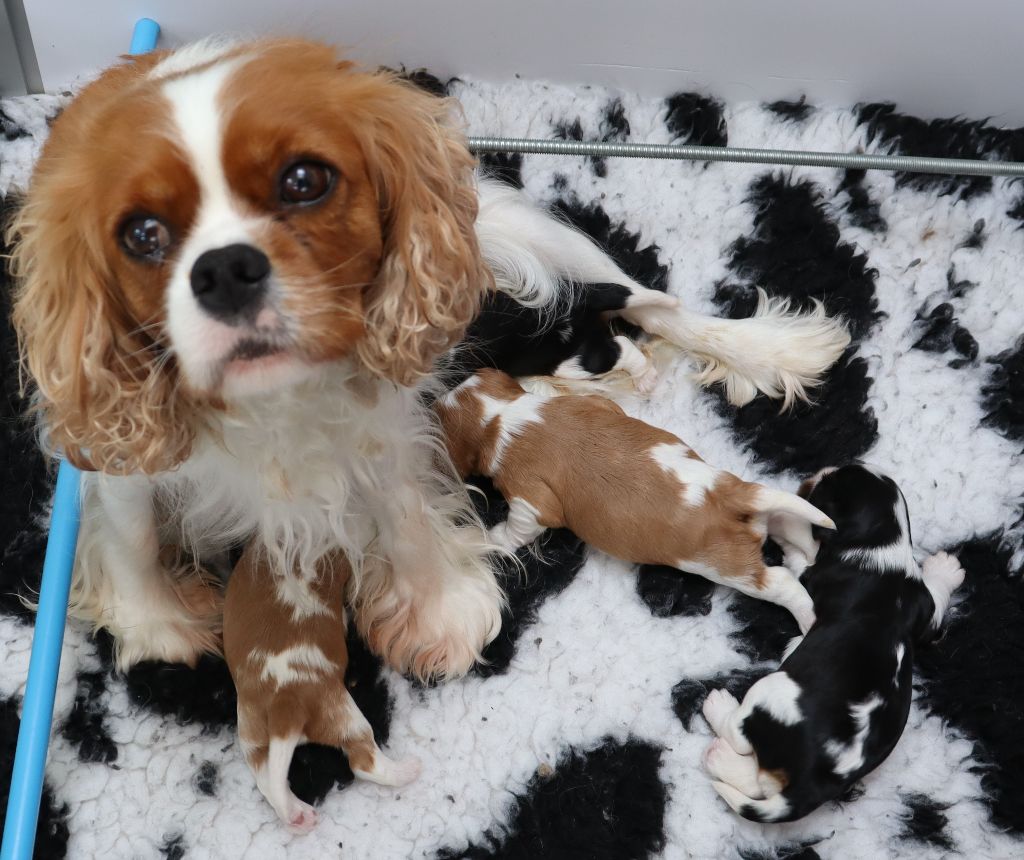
[0, 464, 82, 860]
[0, 19, 160, 860]
[129, 18, 161, 56]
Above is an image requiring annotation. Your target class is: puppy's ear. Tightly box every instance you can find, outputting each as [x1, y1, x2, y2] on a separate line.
[348, 73, 492, 385]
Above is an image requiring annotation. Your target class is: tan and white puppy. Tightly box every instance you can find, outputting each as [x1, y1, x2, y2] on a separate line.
[436, 369, 835, 631]
[224, 546, 420, 832]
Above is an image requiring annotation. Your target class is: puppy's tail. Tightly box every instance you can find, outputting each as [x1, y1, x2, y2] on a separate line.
[711, 781, 794, 823]
[754, 486, 835, 530]
[474, 178, 849, 406]
[618, 289, 850, 409]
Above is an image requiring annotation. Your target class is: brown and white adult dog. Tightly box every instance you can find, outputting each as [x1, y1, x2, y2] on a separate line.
[8, 37, 848, 678]
[224, 545, 419, 831]
[436, 370, 835, 631]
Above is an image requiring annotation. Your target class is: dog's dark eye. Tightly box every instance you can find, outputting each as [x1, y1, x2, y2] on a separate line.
[121, 216, 171, 259]
[279, 161, 335, 205]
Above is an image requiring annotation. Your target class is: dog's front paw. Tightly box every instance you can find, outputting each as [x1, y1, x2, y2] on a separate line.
[355, 551, 504, 681]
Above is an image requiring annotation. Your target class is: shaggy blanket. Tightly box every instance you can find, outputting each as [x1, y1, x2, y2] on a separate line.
[1, 69, 1023, 860]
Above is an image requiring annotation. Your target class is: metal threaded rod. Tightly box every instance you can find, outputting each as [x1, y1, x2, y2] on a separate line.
[467, 137, 1024, 178]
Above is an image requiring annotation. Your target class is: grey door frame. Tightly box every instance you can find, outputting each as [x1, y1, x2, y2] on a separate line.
[1, 0, 42, 96]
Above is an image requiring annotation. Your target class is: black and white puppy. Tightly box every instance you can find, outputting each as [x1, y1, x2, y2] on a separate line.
[451, 283, 664, 391]
[700, 464, 965, 823]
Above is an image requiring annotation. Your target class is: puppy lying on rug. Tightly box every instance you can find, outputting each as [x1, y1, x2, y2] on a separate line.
[224, 545, 420, 831]
[435, 368, 832, 631]
[701, 464, 965, 822]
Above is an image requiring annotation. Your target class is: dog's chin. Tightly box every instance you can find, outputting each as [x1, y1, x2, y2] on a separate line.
[220, 351, 317, 399]
[184, 345, 318, 400]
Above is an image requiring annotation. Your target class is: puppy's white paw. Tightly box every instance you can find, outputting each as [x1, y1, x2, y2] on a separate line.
[703, 737, 730, 772]
[284, 797, 319, 833]
[702, 688, 740, 733]
[634, 364, 660, 394]
[923, 551, 965, 590]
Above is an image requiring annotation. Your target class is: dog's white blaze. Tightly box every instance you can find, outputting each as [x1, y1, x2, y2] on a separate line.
[148, 37, 242, 80]
[253, 644, 336, 688]
[742, 672, 804, 727]
[161, 56, 274, 388]
[650, 442, 718, 507]
[894, 643, 906, 686]
[478, 392, 546, 472]
[826, 695, 884, 776]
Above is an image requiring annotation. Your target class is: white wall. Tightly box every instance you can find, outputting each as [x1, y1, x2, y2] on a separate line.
[21, 0, 1024, 126]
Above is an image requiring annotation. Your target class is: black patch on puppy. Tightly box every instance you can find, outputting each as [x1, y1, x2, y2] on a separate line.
[857, 103, 1024, 200]
[636, 565, 715, 617]
[912, 302, 979, 368]
[898, 793, 955, 851]
[289, 622, 394, 805]
[467, 478, 587, 677]
[159, 833, 186, 860]
[764, 97, 814, 122]
[552, 195, 670, 293]
[982, 337, 1024, 443]
[436, 738, 666, 859]
[455, 283, 634, 382]
[665, 92, 728, 147]
[839, 170, 887, 233]
[914, 534, 1024, 833]
[0, 193, 50, 618]
[61, 670, 117, 764]
[194, 761, 219, 797]
[1, 696, 70, 860]
[672, 670, 762, 728]
[478, 153, 524, 190]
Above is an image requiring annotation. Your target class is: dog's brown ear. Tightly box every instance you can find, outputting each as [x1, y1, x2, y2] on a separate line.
[344, 71, 492, 385]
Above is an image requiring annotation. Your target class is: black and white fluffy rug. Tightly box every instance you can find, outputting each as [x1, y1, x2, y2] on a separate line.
[1, 69, 1023, 860]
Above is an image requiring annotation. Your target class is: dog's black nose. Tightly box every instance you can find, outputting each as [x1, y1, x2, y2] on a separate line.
[190, 244, 270, 321]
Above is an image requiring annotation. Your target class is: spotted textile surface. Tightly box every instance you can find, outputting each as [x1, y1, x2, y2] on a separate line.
[1, 77, 1022, 859]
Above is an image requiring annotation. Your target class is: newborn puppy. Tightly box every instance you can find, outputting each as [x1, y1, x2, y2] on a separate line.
[453, 284, 665, 391]
[435, 369, 833, 631]
[224, 546, 420, 831]
[701, 464, 965, 822]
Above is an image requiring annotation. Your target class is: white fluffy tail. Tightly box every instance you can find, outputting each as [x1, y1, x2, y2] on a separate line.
[619, 289, 850, 408]
[755, 486, 835, 530]
[474, 178, 849, 406]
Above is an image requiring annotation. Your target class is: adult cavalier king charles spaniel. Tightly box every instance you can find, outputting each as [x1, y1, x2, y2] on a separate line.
[9, 38, 848, 679]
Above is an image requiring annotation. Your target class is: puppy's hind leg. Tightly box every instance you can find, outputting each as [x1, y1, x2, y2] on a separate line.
[703, 737, 764, 798]
[259, 700, 317, 832]
[489, 497, 549, 552]
[309, 689, 421, 787]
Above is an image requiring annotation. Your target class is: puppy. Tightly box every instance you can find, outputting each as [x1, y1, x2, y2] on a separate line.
[435, 369, 833, 631]
[454, 283, 666, 391]
[224, 545, 420, 831]
[701, 464, 965, 823]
